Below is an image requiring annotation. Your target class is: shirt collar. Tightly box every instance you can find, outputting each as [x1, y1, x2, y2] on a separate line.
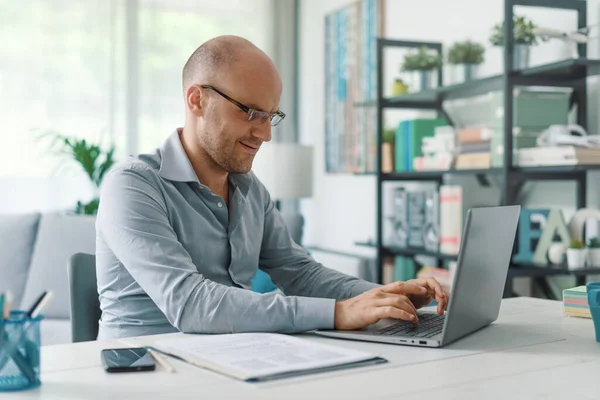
[158, 129, 200, 183]
[158, 128, 253, 197]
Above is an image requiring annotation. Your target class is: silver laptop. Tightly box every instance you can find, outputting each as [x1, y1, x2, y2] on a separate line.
[315, 205, 521, 348]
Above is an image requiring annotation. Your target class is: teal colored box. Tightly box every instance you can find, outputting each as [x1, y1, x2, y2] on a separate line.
[447, 89, 570, 129]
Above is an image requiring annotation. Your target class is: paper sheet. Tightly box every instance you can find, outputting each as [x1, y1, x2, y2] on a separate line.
[155, 333, 379, 380]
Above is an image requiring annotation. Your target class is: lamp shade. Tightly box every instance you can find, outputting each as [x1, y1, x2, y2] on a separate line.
[251, 143, 313, 200]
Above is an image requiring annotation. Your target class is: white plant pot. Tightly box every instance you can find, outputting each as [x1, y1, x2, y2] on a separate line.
[587, 249, 600, 267]
[566, 248, 588, 270]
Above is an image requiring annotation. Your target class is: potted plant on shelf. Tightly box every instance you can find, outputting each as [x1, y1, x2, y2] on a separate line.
[566, 239, 587, 270]
[447, 40, 485, 84]
[489, 15, 538, 70]
[587, 237, 600, 267]
[401, 46, 442, 92]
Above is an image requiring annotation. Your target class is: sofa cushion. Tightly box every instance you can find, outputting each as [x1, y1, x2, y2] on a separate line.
[21, 212, 96, 319]
[0, 212, 41, 308]
[40, 318, 72, 346]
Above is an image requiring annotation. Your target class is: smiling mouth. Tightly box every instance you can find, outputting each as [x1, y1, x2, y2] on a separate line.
[240, 142, 260, 153]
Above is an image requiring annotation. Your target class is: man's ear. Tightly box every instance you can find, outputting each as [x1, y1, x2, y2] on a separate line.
[185, 85, 204, 117]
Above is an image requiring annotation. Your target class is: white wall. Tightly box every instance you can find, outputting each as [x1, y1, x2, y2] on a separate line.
[300, 0, 600, 256]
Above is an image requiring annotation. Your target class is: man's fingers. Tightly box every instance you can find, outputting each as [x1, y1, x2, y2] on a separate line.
[376, 295, 419, 322]
[375, 306, 415, 323]
[380, 281, 427, 296]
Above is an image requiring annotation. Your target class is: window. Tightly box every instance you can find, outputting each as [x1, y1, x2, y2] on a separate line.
[0, 0, 274, 211]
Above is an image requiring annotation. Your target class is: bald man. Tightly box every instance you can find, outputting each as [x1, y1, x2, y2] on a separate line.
[95, 35, 447, 340]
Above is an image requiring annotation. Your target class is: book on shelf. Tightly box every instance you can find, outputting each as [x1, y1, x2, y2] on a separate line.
[457, 127, 493, 144]
[395, 118, 447, 172]
[455, 152, 491, 169]
[413, 153, 453, 171]
[457, 141, 491, 154]
[517, 146, 600, 167]
[439, 185, 462, 255]
[563, 285, 591, 318]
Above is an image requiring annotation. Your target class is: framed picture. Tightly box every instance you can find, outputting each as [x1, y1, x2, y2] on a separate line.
[324, 0, 384, 173]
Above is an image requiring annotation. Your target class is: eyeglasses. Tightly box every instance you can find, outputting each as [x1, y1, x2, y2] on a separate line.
[200, 85, 286, 127]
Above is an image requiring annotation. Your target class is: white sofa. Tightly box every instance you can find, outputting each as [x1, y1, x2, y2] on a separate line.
[1, 212, 96, 345]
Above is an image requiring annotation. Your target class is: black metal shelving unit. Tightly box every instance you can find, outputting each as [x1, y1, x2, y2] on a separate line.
[374, 0, 600, 300]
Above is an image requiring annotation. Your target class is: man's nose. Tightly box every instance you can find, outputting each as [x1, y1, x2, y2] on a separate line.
[251, 123, 272, 143]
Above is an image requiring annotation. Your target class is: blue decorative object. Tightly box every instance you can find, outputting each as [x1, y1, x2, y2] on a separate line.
[513, 209, 549, 263]
[251, 269, 278, 294]
[586, 282, 600, 343]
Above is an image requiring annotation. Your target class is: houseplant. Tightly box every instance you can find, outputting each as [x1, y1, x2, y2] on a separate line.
[489, 15, 538, 69]
[401, 46, 442, 91]
[447, 40, 485, 83]
[42, 131, 116, 215]
[566, 239, 587, 270]
[587, 237, 600, 267]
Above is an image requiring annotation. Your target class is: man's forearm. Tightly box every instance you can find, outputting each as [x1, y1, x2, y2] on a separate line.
[264, 258, 380, 301]
[175, 277, 337, 333]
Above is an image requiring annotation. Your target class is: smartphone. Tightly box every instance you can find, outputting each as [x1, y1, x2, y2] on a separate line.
[101, 347, 156, 373]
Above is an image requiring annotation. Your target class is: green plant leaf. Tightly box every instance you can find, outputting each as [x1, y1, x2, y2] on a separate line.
[490, 15, 538, 46]
[447, 40, 485, 64]
[401, 46, 442, 71]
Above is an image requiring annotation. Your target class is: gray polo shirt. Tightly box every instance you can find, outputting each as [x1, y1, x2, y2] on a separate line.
[95, 129, 379, 339]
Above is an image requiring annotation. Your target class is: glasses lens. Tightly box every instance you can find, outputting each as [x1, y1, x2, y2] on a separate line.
[270, 114, 283, 127]
[248, 110, 270, 124]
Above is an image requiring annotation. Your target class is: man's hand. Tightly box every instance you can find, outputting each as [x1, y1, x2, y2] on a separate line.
[405, 277, 449, 316]
[334, 281, 429, 331]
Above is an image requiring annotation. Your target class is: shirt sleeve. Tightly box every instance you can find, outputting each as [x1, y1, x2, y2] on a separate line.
[258, 188, 381, 301]
[97, 165, 336, 334]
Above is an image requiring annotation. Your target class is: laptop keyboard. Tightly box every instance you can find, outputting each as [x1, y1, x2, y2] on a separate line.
[374, 313, 445, 338]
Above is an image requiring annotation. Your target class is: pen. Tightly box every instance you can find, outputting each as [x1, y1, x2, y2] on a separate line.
[0, 293, 4, 322]
[26, 291, 47, 318]
[148, 348, 175, 373]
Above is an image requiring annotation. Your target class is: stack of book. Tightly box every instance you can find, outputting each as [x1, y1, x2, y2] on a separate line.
[454, 128, 492, 170]
[563, 286, 591, 318]
[413, 126, 455, 171]
[517, 146, 600, 167]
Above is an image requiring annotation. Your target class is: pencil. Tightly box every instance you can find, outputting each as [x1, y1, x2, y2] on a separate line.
[148, 348, 175, 373]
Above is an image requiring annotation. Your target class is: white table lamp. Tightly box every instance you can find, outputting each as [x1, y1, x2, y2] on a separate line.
[251, 143, 313, 200]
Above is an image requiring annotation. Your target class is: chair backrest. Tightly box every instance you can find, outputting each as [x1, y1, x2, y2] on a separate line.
[67, 253, 100, 343]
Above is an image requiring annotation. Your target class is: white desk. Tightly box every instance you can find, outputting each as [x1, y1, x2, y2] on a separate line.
[4, 298, 600, 399]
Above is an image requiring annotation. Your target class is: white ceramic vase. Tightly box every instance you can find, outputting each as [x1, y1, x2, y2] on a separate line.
[587, 249, 600, 267]
[567, 248, 588, 270]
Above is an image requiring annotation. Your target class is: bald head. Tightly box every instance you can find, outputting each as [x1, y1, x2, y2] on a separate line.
[182, 35, 274, 89]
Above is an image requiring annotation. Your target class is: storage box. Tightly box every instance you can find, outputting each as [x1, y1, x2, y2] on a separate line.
[445, 88, 570, 129]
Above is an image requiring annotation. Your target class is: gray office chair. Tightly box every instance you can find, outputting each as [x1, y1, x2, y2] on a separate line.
[67, 253, 101, 343]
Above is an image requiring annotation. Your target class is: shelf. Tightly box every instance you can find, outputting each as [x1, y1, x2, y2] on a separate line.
[513, 164, 600, 175]
[382, 58, 600, 108]
[513, 58, 600, 84]
[381, 168, 502, 181]
[508, 262, 600, 278]
[382, 246, 459, 261]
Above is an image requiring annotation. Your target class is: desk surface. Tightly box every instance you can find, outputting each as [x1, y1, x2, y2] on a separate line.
[3, 297, 599, 399]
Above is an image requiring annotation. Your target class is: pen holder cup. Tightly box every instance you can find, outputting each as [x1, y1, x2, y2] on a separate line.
[588, 282, 600, 343]
[0, 311, 43, 392]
